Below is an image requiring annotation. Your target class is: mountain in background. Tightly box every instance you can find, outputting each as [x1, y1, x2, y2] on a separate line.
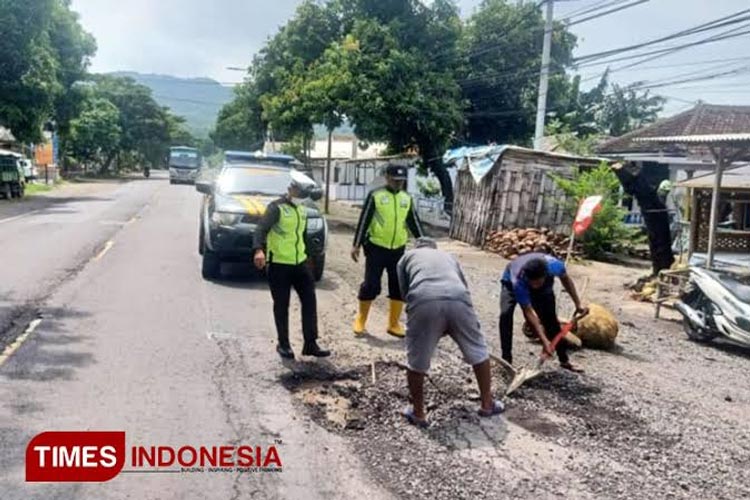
[108, 72, 234, 138]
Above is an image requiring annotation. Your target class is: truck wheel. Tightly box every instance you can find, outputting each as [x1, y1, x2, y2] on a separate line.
[312, 254, 325, 282]
[2, 184, 11, 199]
[202, 250, 221, 280]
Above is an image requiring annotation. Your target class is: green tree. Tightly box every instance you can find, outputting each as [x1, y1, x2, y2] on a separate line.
[0, 0, 60, 143]
[338, 0, 465, 209]
[93, 75, 173, 169]
[460, 0, 576, 145]
[69, 97, 121, 169]
[211, 82, 266, 150]
[556, 72, 665, 138]
[551, 163, 635, 258]
[48, 0, 96, 167]
[600, 82, 665, 136]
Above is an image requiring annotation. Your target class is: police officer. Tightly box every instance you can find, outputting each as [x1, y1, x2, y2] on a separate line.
[351, 164, 425, 337]
[253, 170, 331, 360]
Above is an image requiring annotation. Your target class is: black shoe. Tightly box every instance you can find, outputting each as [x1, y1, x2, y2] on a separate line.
[276, 345, 295, 360]
[302, 343, 331, 358]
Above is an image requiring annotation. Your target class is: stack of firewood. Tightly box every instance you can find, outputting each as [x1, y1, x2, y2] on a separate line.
[484, 227, 577, 259]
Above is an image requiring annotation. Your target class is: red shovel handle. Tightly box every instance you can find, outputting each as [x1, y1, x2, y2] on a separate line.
[541, 311, 588, 359]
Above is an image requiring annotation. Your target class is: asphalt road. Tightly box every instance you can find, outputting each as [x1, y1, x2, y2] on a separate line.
[0, 172, 389, 500]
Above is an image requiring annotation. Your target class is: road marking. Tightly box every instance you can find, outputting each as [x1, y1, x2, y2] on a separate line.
[0, 318, 42, 367]
[207, 331, 235, 340]
[0, 209, 41, 225]
[94, 240, 114, 261]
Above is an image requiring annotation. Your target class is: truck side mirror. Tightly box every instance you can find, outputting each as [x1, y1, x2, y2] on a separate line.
[195, 181, 213, 195]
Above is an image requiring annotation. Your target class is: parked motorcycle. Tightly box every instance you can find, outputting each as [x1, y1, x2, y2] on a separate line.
[144, 166, 151, 178]
[675, 267, 750, 347]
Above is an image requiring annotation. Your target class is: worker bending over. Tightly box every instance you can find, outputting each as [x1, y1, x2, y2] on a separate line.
[351, 164, 424, 337]
[398, 238, 503, 428]
[499, 253, 588, 372]
[253, 170, 331, 360]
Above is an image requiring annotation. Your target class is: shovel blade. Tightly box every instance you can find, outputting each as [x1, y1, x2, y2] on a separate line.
[504, 366, 543, 396]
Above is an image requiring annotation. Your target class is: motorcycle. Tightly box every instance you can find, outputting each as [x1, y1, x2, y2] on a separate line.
[675, 267, 750, 347]
[144, 166, 151, 178]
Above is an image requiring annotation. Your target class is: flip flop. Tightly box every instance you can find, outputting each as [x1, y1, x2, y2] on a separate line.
[477, 400, 505, 418]
[560, 362, 585, 373]
[403, 407, 430, 428]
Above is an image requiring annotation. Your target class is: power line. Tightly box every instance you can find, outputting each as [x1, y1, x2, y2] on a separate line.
[574, 8, 750, 64]
[566, 0, 649, 27]
[561, 0, 626, 19]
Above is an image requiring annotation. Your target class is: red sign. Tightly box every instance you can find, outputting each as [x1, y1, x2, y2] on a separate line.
[573, 195, 604, 236]
[26, 431, 126, 482]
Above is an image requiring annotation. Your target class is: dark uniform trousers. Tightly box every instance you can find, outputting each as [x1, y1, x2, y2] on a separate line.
[499, 278, 569, 365]
[267, 262, 318, 348]
[358, 242, 405, 301]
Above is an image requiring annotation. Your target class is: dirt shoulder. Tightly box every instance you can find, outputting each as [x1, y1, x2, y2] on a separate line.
[289, 221, 750, 500]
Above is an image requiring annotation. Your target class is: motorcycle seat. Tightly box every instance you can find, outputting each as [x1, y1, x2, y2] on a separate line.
[711, 271, 750, 303]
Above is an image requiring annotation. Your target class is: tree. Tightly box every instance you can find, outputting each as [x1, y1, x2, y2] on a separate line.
[48, 0, 96, 168]
[551, 163, 634, 259]
[556, 72, 666, 138]
[69, 97, 121, 169]
[0, 0, 60, 143]
[337, 0, 465, 211]
[600, 82, 665, 136]
[459, 0, 577, 145]
[212, 82, 266, 151]
[93, 75, 173, 169]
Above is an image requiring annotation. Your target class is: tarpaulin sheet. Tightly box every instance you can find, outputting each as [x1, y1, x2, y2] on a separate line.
[443, 145, 510, 184]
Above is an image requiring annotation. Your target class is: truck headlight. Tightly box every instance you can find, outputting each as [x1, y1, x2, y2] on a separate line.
[307, 217, 324, 232]
[212, 212, 243, 226]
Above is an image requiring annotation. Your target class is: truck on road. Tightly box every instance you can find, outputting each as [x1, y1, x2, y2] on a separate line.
[0, 150, 26, 199]
[168, 146, 202, 185]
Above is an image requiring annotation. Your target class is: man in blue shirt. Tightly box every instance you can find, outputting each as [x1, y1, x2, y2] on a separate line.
[499, 253, 588, 372]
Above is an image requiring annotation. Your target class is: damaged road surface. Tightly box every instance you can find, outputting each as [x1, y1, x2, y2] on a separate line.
[1, 175, 749, 499]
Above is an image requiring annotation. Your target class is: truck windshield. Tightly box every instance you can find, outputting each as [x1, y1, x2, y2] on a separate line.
[169, 149, 200, 168]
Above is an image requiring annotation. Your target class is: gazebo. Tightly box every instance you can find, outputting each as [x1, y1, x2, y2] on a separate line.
[634, 133, 750, 268]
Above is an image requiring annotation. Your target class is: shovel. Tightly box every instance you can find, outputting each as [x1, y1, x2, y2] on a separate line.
[503, 312, 587, 397]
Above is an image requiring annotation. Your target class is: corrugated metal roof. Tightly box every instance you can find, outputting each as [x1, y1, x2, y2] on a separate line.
[678, 164, 750, 189]
[634, 133, 750, 144]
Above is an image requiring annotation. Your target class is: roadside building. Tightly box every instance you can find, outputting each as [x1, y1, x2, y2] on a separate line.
[597, 103, 750, 220]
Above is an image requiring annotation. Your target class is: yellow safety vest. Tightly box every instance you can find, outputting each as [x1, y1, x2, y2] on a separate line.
[267, 202, 307, 265]
[368, 189, 412, 250]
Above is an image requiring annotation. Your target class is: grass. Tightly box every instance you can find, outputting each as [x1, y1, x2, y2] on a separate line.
[25, 183, 54, 195]
[25, 180, 66, 196]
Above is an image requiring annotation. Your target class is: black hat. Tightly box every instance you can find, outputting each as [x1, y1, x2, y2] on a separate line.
[385, 164, 408, 180]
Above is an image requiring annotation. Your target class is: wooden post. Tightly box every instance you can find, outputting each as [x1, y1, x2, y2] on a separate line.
[706, 150, 725, 269]
[324, 128, 333, 215]
[688, 188, 698, 260]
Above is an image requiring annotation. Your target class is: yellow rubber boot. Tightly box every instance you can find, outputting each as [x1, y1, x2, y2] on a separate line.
[387, 300, 406, 338]
[353, 300, 373, 336]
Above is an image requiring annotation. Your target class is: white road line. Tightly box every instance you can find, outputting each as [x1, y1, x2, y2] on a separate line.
[94, 240, 114, 261]
[0, 209, 41, 225]
[0, 318, 42, 367]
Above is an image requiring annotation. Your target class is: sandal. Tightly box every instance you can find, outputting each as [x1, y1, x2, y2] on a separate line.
[478, 400, 505, 418]
[560, 362, 585, 373]
[403, 407, 430, 428]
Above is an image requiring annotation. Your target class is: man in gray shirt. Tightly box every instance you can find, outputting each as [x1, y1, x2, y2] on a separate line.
[397, 238, 503, 427]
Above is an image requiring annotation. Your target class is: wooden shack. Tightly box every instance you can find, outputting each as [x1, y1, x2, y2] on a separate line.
[448, 146, 604, 246]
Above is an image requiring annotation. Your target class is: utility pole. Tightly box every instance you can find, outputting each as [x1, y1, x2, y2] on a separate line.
[534, 0, 554, 150]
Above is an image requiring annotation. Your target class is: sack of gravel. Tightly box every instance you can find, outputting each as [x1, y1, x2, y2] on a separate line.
[574, 303, 619, 349]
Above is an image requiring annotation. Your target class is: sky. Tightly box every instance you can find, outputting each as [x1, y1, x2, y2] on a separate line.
[70, 0, 750, 114]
